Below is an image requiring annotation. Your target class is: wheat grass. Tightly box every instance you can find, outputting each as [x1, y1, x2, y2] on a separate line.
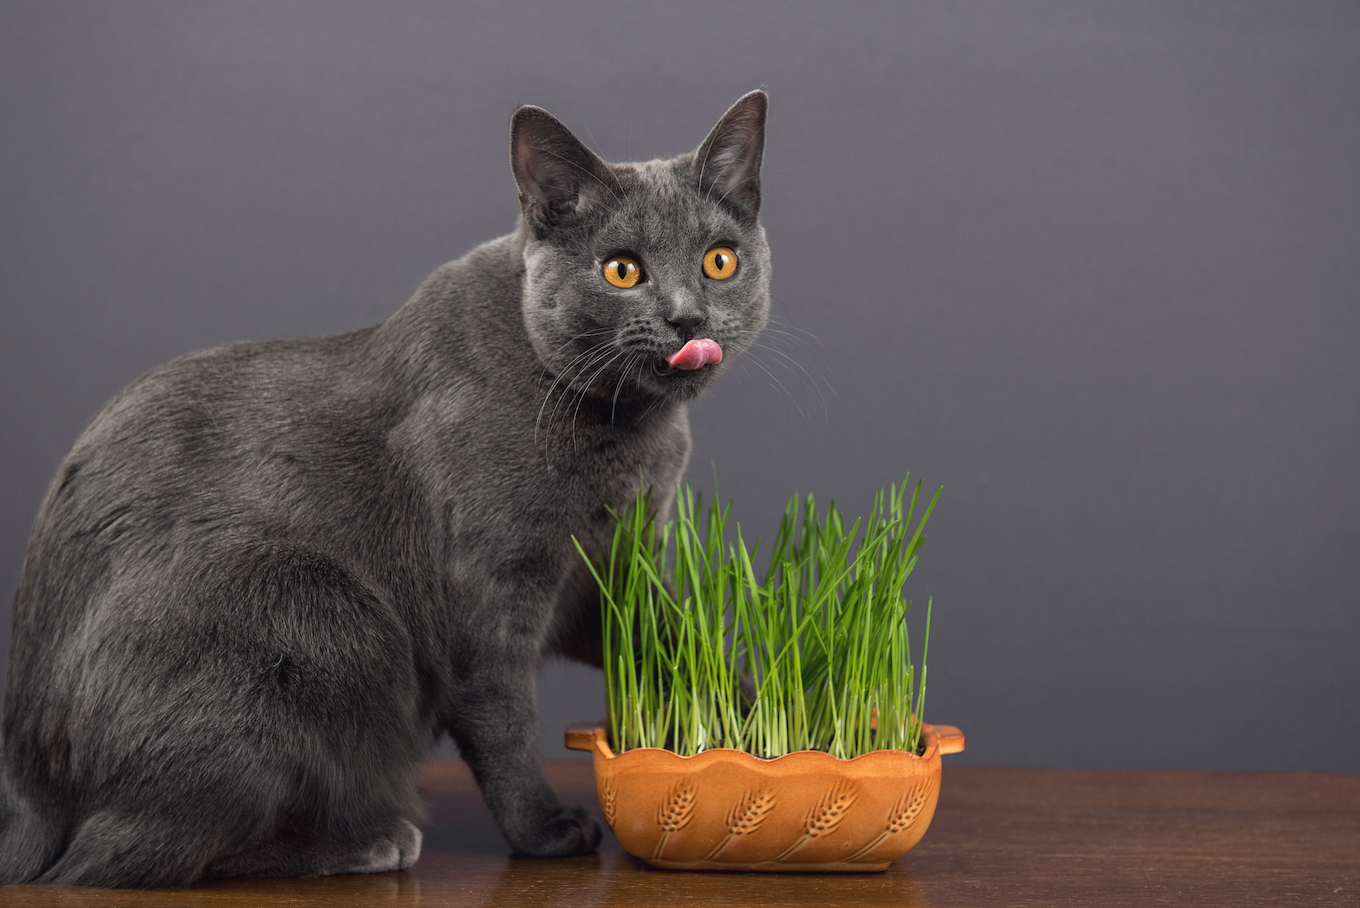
[575, 475, 940, 760]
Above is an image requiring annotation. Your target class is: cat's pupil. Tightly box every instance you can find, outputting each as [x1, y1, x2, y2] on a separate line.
[716, 254, 728, 270]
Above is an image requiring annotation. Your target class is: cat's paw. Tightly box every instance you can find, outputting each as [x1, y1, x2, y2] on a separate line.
[334, 819, 423, 875]
[509, 805, 601, 858]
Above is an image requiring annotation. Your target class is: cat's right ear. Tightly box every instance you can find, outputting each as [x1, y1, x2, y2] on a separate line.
[511, 106, 615, 232]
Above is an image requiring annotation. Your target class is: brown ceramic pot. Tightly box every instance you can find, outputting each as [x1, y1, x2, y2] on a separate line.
[564, 721, 965, 872]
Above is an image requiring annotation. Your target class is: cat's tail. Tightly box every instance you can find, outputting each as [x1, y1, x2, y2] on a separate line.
[0, 757, 61, 884]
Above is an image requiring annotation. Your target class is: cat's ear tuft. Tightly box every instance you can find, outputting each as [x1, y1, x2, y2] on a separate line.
[511, 106, 614, 232]
[694, 90, 768, 226]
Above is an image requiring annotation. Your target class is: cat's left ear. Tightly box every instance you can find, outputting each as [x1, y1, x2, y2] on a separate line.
[511, 106, 615, 232]
[694, 89, 768, 226]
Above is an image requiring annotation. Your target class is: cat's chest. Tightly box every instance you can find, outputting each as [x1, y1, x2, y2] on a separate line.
[487, 375, 685, 495]
[411, 385, 690, 565]
[530, 411, 690, 533]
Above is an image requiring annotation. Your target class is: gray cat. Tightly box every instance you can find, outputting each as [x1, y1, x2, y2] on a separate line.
[0, 90, 770, 888]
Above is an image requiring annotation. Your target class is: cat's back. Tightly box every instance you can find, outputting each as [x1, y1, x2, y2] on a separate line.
[16, 236, 534, 633]
[12, 326, 425, 642]
[6, 318, 435, 760]
[38, 328, 394, 527]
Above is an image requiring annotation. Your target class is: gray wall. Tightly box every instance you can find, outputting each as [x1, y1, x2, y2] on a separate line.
[2, 2, 1357, 773]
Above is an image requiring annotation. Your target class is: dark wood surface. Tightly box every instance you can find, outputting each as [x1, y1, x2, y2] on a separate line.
[5, 758, 1357, 906]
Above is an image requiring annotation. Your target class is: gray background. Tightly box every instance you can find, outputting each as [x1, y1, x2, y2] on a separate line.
[2, 2, 1357, 773]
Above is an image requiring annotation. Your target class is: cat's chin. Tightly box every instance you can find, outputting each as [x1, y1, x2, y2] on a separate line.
[645, 361, 723, 402]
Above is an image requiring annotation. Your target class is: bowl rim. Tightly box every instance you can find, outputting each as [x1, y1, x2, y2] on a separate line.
[564, 722, 964, 763]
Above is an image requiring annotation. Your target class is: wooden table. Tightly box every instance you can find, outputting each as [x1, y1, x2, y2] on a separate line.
[5, 758, 1357, 906]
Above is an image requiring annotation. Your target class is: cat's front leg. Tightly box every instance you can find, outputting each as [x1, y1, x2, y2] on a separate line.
[444, 647, 601, 857]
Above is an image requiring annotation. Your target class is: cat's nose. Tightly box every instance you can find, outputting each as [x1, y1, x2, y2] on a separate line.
[668, 314, 707, 341]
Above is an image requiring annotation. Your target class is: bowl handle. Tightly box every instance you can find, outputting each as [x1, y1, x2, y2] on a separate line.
[565, 723, 607, 752]
[928, 724, 966, 755]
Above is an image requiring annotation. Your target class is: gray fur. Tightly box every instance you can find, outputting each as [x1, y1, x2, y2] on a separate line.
[0, 90, 770, 888]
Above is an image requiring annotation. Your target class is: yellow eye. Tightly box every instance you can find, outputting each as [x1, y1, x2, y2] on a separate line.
[602, 255, 643, 288]
[703, 246, 738, 280]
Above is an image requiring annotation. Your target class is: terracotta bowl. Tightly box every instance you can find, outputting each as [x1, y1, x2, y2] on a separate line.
[564, 721, 964, 872]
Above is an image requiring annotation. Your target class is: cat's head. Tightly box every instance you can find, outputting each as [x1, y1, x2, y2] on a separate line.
[511, 91, 770, 406]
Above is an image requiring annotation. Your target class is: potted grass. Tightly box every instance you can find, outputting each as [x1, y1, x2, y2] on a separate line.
[567, 476, 964, 872]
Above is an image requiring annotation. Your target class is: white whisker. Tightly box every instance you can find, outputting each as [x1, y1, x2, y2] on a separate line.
[536, 333, 618, 442]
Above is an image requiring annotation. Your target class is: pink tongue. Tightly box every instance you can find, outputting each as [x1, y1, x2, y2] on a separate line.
[666, 338, 724, 371]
